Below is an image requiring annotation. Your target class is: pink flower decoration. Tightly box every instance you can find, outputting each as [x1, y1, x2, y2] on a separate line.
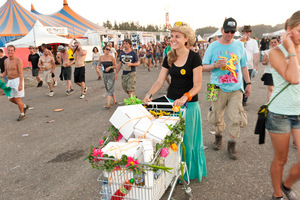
[114, 166, 120, 170]
[91, 148, 103, 161]
[118, 132, 123, 141]
[99, 139, 104, 147]
[125, 157, 139, 168]
[115, 132, 123, 142]
[161, 148, 169, 157]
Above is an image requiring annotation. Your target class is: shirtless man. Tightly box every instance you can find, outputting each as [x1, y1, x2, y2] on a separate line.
[0, 45, 29, 121]
[41, 44, 57, 86]
[68, 38, 87, 99]
[38, 49, 55, 97]
[56, 45, 74, 96]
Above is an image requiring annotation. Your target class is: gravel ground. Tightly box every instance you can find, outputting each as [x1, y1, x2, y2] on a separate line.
[0, 62, 299, 200]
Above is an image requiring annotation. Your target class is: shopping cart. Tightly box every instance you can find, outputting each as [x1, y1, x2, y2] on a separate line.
[97, 102, 193, 200]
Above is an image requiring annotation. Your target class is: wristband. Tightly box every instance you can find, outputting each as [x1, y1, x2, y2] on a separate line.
[246, 82, 251, 85]
[184, 92, 192, 101]
[147, 92, 152, 98]
[213, 63, 216, 69]
[288, 53, 296, 58]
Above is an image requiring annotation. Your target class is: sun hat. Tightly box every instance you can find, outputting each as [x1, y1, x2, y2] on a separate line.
[242, 25, 252, 32]
[169, 21, 196, 46]
[57, 45, 65, 51]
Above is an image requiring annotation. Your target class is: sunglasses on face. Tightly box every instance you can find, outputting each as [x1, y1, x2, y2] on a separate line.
[225, 30, 236, 34]
[106, 48, 111, 51]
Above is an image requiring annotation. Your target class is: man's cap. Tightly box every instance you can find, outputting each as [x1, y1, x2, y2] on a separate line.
[242, 25, 252, 32]
[223, 17, 237, 32]
[57, 45, 65, 51]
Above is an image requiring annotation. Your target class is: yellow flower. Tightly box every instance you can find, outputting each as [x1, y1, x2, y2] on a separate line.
[175, 21, 182, 27]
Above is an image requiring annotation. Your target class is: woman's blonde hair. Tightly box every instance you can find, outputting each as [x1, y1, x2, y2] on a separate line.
[286, 10, 300, 30]
[167, 21, 195, 67]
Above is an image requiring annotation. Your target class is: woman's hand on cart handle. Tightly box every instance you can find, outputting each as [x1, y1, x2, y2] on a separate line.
[143, 93, 153, 105]
[174, 96, 188, 107]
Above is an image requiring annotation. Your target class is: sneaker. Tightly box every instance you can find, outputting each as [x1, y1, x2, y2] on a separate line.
[17, 114, 26, 121]
[53, 81, 57, 87]
[69, 89, 75, 94]
[281, 182, 298, 200]
[84, 87, 88, 94]
[242, 102, 247, 106]
[49, 91, 54, 97]
[80, 94, 85, 99]
[66, 91, 70, 96]
[97, 76, 102, 80]
[37, 81, 43, 87]
[272, 194, 284, 200]
[24, 105, 30, 114]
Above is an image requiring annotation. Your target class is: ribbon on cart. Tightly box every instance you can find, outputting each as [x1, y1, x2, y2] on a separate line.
[158, 116, 180, 123]
[118, 106, 155, 132]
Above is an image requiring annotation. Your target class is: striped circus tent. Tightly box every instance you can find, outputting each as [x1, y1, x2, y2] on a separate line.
[0, 0, 106, 46]
[31, 0, 106, 37]
[0, 0, 37, 37]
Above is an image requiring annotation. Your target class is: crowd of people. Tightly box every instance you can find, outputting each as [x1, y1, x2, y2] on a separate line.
[0, 10, 300, 200]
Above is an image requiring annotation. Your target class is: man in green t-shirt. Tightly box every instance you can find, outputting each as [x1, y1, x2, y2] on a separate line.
[163, 37, 171, 57]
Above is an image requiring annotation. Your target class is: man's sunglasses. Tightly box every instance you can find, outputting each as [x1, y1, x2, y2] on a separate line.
[225, 30, 236, 34]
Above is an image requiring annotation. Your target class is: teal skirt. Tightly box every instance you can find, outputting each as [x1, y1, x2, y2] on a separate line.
[169, 100, 207, 182]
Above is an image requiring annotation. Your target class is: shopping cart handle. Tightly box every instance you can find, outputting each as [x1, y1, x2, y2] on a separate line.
[145, 102, 188, 108]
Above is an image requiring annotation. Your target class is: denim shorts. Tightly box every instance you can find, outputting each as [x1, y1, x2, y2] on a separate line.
[266, 111, 300, 133]
[93, 61, 98, 66]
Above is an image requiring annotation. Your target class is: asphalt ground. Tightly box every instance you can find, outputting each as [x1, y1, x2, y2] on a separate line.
[0, 61, 299, 200]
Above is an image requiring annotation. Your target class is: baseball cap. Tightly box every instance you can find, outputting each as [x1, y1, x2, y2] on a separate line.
[223, 17, 237, 32]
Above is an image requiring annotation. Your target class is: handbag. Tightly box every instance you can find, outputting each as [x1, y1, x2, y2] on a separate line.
[254, 83, 291, 144]
[206, 83, 219, 101]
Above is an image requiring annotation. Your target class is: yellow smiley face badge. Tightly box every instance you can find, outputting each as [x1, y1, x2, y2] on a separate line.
[180, 69, 186, 75]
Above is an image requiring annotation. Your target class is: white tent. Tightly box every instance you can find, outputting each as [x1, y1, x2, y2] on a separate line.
[263, 29, 286, 37]
[5, 20, 70, 47]
[207, 28, 241, 39]
[197, 35, 205, 41]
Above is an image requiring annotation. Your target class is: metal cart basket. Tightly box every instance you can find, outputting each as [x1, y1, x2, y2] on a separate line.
[98, 102, 192, 200]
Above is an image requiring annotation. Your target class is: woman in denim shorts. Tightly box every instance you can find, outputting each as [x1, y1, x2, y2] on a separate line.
[92, 47, 102, 80]
[267, 11, 300, 200]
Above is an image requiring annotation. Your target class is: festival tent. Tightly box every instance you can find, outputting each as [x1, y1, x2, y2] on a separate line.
[0, 0, 106, 46]
[31, 0, 106, 37]
[207, 28, 241, 39]
[197, 35, 205, 41]
[262, 29, 286, 37]
[5, 20, 70, 47]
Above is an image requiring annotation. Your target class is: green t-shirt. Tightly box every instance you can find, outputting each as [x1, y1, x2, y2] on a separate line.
[163, 46, 171, 57]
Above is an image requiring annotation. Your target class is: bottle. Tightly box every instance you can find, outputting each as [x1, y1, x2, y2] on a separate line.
[101, 63, 105, 72]
[134, 171, 145, 186]
[111, 178, 134, 200]
[101, 180, 111, 200]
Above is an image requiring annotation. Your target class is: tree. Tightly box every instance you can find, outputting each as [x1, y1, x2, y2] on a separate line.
[113, 21, 118, 30]
[195, 26, 218, 37]
[103, 20, 112, 29]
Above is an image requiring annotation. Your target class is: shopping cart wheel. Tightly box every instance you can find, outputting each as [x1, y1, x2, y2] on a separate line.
[184, 187, 193, 200]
